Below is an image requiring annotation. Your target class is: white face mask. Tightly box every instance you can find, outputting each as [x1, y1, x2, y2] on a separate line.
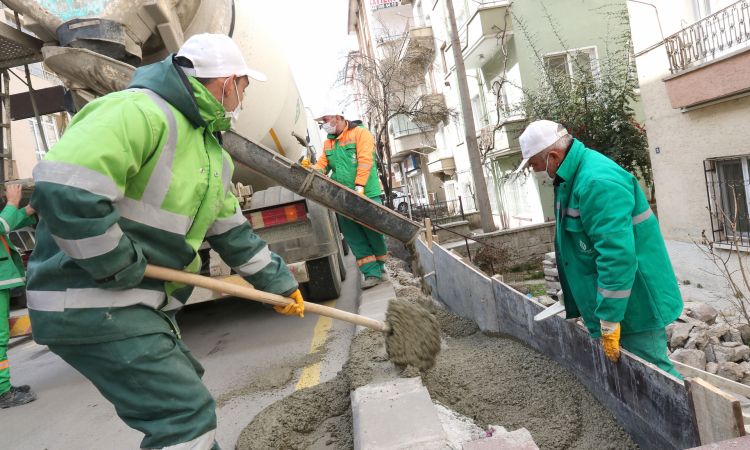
[221, 77, 243, 127]
[533, 154, 555, 185]
[322, 120, 337, 135]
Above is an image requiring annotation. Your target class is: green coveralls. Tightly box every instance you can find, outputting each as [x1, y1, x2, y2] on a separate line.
[0, 204, 35, 394]
[315, 122, 387, 279]
[554, 140, 683, 378]
[27, 55, 297, 449]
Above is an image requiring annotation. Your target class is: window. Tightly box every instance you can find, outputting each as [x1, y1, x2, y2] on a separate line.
[705, 157, 750, 246]
[29, 114, 60, 160]
[544, 47, 599, 81]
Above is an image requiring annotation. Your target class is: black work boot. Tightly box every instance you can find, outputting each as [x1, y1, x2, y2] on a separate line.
[0, 387, 36, 408]
[11, 385, 31, 393]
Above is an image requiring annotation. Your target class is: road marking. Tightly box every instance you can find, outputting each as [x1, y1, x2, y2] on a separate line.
[295, 299, 336, 391]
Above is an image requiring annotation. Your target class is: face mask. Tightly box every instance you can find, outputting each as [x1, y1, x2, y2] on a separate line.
[322, 120, 337, 135]
[221, 77, 243, 128]
[533, 154, 555, 184]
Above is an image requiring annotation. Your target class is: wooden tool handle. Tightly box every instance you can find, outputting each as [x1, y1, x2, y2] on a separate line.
[144, 264, 389, 333]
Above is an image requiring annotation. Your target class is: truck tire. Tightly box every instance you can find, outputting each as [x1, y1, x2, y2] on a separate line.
[305, 254, 342, 301]
[338, 247, 347, 282]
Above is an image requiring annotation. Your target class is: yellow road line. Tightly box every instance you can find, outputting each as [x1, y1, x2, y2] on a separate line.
[296, 299, 336, 390]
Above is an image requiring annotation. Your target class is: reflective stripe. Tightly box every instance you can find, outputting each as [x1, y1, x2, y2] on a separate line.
[357, 164, 371, 169]
[555, 202, 561, 211]
[376, 254, 388, 261]
[118, 198, 192, 235]
[161, 296, 183, 312]
[129, 89, 178, 208]
[33, 160, 122, 201]
[0, 359, 8, 370]
[632, 208, 654, 225]
[206, 208, 247, 237]
[598, 287, 631, 299]
[0, 277, 24, 287]
[0, 217, 9, 233]
[357, 255, 376, 267]
[233, 246, 273, 276]
[27, 288, 166, 312]
[222, 156, 233, 194]
[159, 428, 216, 450]
[52, 224, 124, 260]
[566, 208, 580, 218]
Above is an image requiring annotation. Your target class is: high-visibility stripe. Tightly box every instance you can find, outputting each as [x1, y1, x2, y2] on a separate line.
[118, 198, 192, 236]
[357, 255, 376, 267]
[206, 208, 247, 237]
[598, 287, 631, 299]
[358, 164, 371, 169]
[0, 360, 9, 370]
[566, 208, 580, 218]
[0, 277, 25, 287]
[33, 160, 122, 201]
[27, 288, 166, 312]
[632, 208, 654, 225]
[376, 254, 388, 261]
[160, 428, 216, 450]
[233, 246, 272, 277]
[129, 89, 177, 208]
[0, 217, 9, 233]
[222, 156, 233, 194]
[52, 224, 124, 260]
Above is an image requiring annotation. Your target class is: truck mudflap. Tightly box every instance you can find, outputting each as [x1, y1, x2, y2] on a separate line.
[223, 131, 423, 244]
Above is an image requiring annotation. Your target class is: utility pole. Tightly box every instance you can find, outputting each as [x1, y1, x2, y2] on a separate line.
[445, 0, 497, 232]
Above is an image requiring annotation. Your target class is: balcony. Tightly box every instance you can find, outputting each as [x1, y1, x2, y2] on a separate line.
[445, 1, 512, 71]
[401, 24, 435, 71]
[663, 0, 750, 109]
[390, 115, 435, 162]
[427, 156, 456, 175]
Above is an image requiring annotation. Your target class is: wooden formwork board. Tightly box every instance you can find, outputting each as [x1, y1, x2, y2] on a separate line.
[686, 377, 746, 445]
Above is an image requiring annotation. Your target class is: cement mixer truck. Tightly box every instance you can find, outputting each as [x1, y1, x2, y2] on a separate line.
[0, 0, 353, 301]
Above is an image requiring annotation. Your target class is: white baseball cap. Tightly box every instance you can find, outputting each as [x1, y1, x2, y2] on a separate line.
[514, 120, 568, 173]
[313, 100, 344, 121]
[177, 33, 267, 82]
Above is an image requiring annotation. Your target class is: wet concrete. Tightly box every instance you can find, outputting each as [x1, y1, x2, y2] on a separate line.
[385, 299, 441, 371]
[240, 258, 636, 450]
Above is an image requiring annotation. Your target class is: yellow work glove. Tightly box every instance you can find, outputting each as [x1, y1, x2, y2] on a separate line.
[274, 289, 305, 318]
[355, 185, 366, 197]
[301, 158, 311, 169]
[600, 320, 621, 362]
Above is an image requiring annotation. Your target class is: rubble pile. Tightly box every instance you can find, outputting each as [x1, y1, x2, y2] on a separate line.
[666, 302, 750, 383]
[540, 252, 560, 306]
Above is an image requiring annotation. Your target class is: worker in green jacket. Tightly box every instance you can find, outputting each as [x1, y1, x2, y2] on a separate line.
[27, 34, 304, 449]
[0, 184, 37, 408]
[515, 120, 683, 378]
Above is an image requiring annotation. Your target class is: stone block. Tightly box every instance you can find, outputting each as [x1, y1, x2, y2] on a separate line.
[739, 324, 750, 345]
[705, 344, 717, 363]
[685, 328, 709, 350]
[728, 328, 743, 343]
[670, 323, 694, 349]
[670, 349, 706, 370]
[544, 252, 556, 262]
[546, 281, 561, 291]
[708, 323, 731, 339]
[684, 302, 718, 324]
[351, 377, 448, 450]
[543, 268, 558, 278]
[718, 362, 746, 382]
[706, 362, 719, 374]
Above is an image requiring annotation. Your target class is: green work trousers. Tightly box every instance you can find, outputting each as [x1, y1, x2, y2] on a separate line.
[0, 289, 10, 394]
[621, 328, 682, 379]
[337, 197, 388, 279]
[49, 332, 220, 449]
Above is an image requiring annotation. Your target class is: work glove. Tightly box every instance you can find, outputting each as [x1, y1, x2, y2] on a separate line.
[301, 158, 311, 169]
[600, 320, 621, 363]
[355, 185, 366, 197]
[274, 289, 305, 318]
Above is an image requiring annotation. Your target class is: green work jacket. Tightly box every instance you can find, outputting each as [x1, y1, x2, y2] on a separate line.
[317, 121, 381, 198]
[0, 204, 35, 290]
[27, 55, 297, 345]
[555, 139, 683, 337]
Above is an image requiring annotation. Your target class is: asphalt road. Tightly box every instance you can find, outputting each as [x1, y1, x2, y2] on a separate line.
[0, 254, 360, 449]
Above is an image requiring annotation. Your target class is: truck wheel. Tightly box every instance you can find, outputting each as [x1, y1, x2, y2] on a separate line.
[338, 247, 347, 282]
[305, 254, 342, 301]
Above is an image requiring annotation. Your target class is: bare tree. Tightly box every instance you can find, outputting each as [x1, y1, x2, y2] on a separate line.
[341, 24, 450, 207]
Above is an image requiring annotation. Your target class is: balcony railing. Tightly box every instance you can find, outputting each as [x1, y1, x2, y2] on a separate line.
[665, 0, 750, 74]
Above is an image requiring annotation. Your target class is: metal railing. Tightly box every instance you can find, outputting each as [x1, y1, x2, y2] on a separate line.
[665, 0, 750, 74]
[402, 196, 475, 226]
[704, 159, 750, 247]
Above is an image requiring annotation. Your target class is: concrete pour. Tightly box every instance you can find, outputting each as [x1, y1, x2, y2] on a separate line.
[238, 259, 636, 449]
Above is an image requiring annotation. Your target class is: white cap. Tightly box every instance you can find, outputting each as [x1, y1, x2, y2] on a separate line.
[177, 33, 267, 82]
[514, 120, 568, 173]
[313, 100, 344, 121]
